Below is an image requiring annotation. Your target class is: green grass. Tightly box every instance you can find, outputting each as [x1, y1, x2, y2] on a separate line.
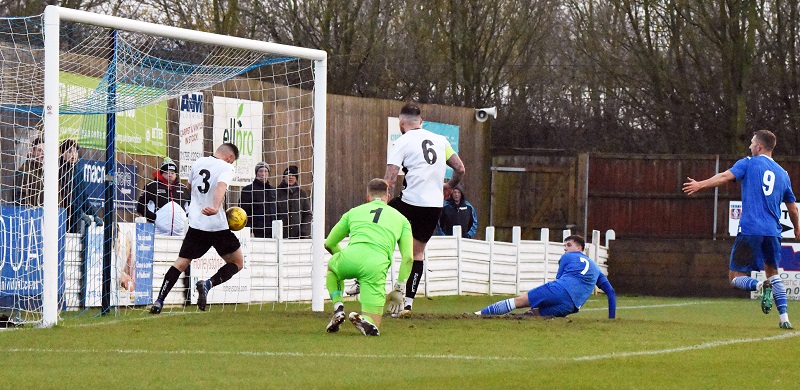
[2, 295, 800, 389]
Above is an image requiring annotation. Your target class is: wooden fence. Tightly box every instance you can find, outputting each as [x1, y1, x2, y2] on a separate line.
[491, 152, 800, 241]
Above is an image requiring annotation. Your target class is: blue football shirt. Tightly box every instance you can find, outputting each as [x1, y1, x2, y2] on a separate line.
[729, 155, 796, 237]
[552, 251, 602, 309]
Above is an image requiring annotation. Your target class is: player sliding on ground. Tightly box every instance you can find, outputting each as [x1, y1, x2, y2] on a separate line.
[150, 143, 243, 314]
[476, 235, 616, 319]
[324, 179, 414, 336]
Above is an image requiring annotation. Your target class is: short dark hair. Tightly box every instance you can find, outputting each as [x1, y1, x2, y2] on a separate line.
[564, 234, 585, 250]
[754, 130, 776, 151]
[32, 137, 44, 146]
[219, 142, 240, 160]
[59, 139, 78, 155]
[400, 103, 421, 116]
[367, 178, 389, 196]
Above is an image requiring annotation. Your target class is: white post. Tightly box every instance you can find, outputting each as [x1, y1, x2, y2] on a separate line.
[590, 230, 601, 261]
[273, 219, 283, 303]
[605, 229, 616, 247]
[512, 226, 521, 294]
[486, 226, 495, 296]
[541, 227, 550, 284]
[454, 225, 462, 295]
[310, 58, 327, 312]
[41, 6, 61, 328]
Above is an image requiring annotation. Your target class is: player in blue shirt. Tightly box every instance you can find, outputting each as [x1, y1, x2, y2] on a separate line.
[684, 130, 800, 329]
[476, 235, 616, 319]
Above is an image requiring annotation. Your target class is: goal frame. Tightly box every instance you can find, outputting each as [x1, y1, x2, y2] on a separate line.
[40, 5, 328, 327]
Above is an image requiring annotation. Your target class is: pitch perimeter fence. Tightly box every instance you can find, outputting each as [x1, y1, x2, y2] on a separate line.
[59, 224, 613, 310]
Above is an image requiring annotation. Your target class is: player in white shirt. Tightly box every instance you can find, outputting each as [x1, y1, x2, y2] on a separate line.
[150, 143, 243, 314]
[385, 102, 465, 316]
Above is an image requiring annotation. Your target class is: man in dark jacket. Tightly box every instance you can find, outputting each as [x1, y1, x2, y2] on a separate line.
[136, 159, 191, 236]
[239, 161, 277, 238]
[276, 165, 312, 239]
[436, 185, 478, 239]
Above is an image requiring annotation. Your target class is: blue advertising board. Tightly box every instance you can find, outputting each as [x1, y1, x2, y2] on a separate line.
[0, 206, 65, 310]
[134, 222, 154, 305]
[74, 159, 138, 211]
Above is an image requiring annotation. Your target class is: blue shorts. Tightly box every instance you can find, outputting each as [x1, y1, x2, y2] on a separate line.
[527, 282, 578, 317]
[729, 234, 781, 273]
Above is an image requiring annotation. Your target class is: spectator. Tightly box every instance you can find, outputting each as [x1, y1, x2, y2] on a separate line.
[276, 165, 312, 239]
[14, 137, 44, 206]
[436, 185, 478, 238]
[239, 161, 277, 238]
[136, 158, 191, 236]
[59, 139, 80, 232]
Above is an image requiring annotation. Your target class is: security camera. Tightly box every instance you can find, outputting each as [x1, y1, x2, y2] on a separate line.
[475, 107, 497, 122]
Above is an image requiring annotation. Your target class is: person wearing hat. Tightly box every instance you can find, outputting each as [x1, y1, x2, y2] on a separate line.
[276, 165, 312, 239]
[436, 185, 478, 239]
[136, 157, 191, 236]
[239, 161, 277, 238]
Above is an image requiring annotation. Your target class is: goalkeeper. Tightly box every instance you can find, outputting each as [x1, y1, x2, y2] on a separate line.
[324, 178, 413, 336]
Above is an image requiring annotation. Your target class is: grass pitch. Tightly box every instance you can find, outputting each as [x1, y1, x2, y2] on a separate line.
[2, 295, 799, 389]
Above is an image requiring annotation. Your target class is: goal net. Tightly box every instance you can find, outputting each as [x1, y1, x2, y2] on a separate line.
[0, 7, 327, 327]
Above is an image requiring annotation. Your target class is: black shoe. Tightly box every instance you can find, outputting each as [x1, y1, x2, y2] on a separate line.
[196, 280, 209, 311]
[326, 310, 346, 333]
[149, 300, 163, 314]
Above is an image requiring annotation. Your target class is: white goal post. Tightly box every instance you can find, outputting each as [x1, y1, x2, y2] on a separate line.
[35, 6, 328, 327]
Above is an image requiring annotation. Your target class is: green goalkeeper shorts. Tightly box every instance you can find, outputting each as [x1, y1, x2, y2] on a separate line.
[327, 243, 390, 309]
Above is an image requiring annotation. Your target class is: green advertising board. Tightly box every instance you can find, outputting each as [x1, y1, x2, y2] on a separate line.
[59, 72, 166, 156]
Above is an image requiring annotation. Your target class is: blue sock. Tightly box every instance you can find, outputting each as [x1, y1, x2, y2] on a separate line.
[770, 275, 788, 315]
[731, 276, 759, 291]
[480, 298, 516, 315]
[205, 280, 212, 291]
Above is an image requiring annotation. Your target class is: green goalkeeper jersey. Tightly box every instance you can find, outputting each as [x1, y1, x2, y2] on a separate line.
[325, 199, 414, 282]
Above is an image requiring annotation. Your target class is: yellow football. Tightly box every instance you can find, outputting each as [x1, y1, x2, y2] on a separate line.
[226, 206, 247, 231]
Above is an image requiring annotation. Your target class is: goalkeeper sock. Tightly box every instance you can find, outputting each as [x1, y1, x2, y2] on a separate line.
[156, 266, 181, 301]
[731, 276, 759, 291]
[480, 298, 517, 315]
[405, 260, 424, 299]
[770, 275, 788, 315]
[326, 271, 344, 304]
[209, 262, 240, 287]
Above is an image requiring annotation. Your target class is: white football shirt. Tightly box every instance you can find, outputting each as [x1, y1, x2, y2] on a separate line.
[187, 155, 235, 231]
[387, 128, 453, 207]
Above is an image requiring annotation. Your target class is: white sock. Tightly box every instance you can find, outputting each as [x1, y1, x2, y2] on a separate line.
[404, 297, 414, 308]
[780, 313, 790, 323]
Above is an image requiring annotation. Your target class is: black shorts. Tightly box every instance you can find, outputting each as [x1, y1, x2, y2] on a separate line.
[388, 197, 441, 243]
[178, 227, 241, 259]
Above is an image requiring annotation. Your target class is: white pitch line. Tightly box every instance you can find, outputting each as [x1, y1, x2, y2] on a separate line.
[0, 347, 537, 362]
[582, 301, 727, 311]
[573, 331, 800, 361]
[4, 331, 800, 363]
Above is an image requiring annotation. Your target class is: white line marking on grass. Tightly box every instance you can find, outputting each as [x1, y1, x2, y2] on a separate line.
[573, 331, 800, 361]
[5, 331, 800, 363]
[582, 301, 727, 311]
[0, 347, 535, 361]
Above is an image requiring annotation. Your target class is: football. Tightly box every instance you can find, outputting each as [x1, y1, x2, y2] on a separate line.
[226, 206, 247, 231]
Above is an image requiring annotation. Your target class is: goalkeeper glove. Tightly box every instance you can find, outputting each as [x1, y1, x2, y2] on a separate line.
[385, 282, 405, 315]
